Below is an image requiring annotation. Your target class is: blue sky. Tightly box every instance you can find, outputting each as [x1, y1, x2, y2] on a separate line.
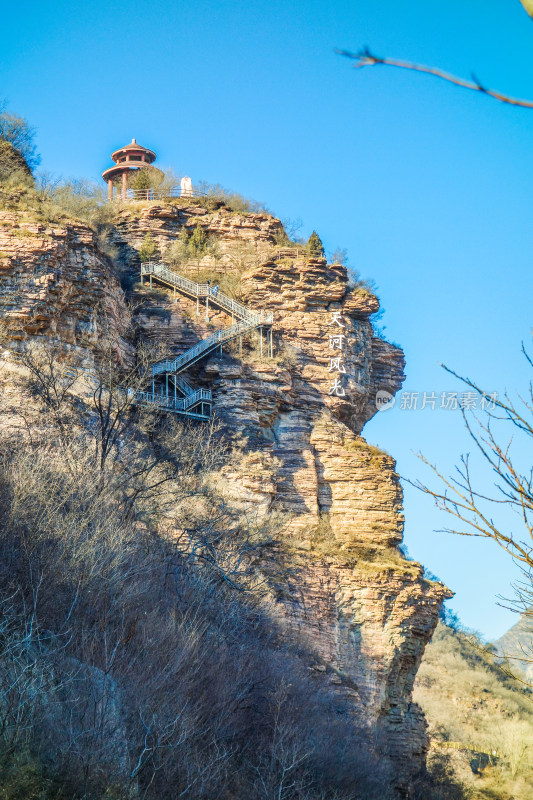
[2, 0, 532, 638]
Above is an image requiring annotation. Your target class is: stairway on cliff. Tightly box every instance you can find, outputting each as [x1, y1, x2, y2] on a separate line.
[132, 261, 273, 418]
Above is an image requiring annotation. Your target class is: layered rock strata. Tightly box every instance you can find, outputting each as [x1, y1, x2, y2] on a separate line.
[111, 200, 283, 286]
[123, 209, 452, 790]
[0, 208, 130, 362]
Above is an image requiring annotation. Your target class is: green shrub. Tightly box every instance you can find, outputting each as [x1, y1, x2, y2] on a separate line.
[0, 141, 33, 188]
[189, 222, 208, 257]
[166, 225, 222, 271]
[166, 226, 191, 266]
[139, 231, 158, 262]
[129, 164, 166, 191]
[131, 167, 151, 190]
[307, 229, 325, 258]
[0, 103, 40, 171]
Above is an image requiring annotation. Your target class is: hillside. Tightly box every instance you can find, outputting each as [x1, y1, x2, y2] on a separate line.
[0, 147, 451, 798]
[414, 622, 533, 800]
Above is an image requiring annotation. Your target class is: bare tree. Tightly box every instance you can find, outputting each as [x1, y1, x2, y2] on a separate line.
[18, 341, 79, 451]
[413, 353, 533, 567]
[0, 102, 40, 171]
[412, 348, 533, 676]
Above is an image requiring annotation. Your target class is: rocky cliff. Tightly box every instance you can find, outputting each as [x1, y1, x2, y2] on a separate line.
[0, 195, 451, 793]
[111, 199, 282, 287]
[0, 201, 130, 362]
[112, 200, 452, 790]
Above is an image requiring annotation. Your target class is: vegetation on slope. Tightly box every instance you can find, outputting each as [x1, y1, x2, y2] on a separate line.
[413, 621, 533, 799]
[0, 337, 402, 799]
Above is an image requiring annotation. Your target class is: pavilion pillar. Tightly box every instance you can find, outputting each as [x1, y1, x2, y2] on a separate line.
[122, 171, 127, 199]
[108, 179, 113, 201]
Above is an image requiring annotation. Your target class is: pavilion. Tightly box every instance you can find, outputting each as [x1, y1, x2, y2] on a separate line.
[102, 138, 157, 200]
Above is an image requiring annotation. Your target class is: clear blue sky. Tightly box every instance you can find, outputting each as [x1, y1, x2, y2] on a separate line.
[2, 0, 532, 638]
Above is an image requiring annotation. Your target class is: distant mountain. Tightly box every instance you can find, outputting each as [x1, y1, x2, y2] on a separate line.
[492, 612, 533, 683]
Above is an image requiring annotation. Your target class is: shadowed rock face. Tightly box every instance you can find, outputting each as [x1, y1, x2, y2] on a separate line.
[0, 199, 451, 793]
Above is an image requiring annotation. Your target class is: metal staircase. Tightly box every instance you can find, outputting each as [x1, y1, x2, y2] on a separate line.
[141, 262, 273, 325]
[139, 261, 273, 419]
[132, 387, 213, 419]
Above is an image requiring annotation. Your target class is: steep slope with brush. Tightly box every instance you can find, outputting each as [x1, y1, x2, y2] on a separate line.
[0, 188, 451, 795]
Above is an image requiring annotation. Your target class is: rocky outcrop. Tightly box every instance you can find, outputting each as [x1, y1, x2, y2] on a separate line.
[0, 208, 131, 363]
[240, 256, 404, 430]
[129, 219, 451, 790]
[111, 200, 283, 286]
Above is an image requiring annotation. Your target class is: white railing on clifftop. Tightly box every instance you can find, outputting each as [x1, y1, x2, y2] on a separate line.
[108, 187, 207, 202]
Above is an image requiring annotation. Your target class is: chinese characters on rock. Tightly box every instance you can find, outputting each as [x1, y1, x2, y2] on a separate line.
[327, 311, 347, 397]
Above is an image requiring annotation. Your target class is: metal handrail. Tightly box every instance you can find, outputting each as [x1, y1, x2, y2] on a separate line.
[134, 388, 211, 411]
[272, 247, 309, 258]
[152, 317, 257, 376]
[171, 374, 193, 395]
[142, 262, 273, 325]
[109, 187, 208, 202]
[142, 261, 274, 416]
[58, 355, 212, 417]
[182, 388, 212, 409]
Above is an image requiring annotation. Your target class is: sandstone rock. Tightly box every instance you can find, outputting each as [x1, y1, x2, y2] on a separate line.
[126, 207, 450, 787]
[110, 201, 283, 285]
[0, 210, 131, 364]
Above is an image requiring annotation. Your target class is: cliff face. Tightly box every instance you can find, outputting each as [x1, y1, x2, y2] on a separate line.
[117, 203, 452, 789]
[111, 200, 283, 285]
[0, 205, 130, 362]
[0, 197, 451, 792]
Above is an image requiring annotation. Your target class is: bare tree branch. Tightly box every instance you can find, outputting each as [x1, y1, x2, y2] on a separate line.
[412, 347, 533, 686]
[337, 47, 533, 109]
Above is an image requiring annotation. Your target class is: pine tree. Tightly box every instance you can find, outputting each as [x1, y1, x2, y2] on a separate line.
[307, 230, 325, 258]
[189, 224, 208, 258]
[139, 232, 158, 263]
[132, 168, 150, 191]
